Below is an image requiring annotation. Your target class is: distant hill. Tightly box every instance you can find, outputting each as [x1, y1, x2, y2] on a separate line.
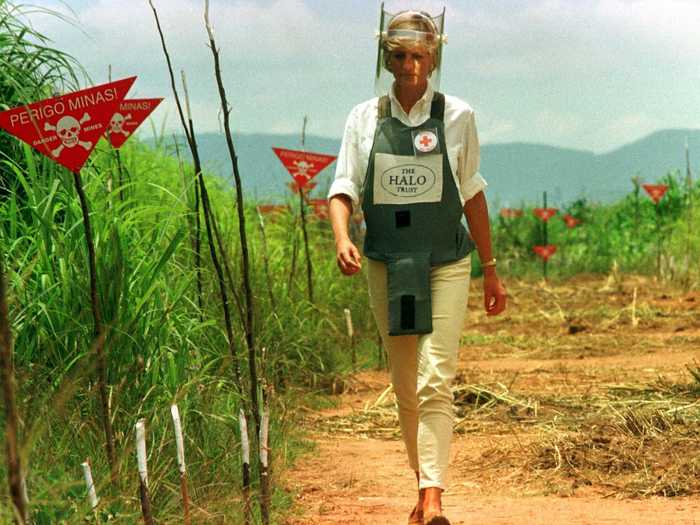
[147, 129, 700, 207]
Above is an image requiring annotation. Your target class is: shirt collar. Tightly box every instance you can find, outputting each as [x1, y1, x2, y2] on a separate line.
[388, 82, 434, 121]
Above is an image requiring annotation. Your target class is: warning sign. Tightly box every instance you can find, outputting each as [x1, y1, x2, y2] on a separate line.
[533, 208, 558, 222]
[272, 147, 337, 189]
[533, 245, 557, 261]
[105, 98, 163, 149]
[642, 183, 668, 204]
[562, 214, 581, 228]
[0, 76, 136, 173]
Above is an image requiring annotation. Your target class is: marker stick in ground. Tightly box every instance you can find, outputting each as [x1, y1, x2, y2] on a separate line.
[272, 145, 337, 302]
[259, 407, 269, 470]
[81, 460, 99, 510]
[642, 183, 668, 277]
[239, 408, 251, 525]
[170, 405, 190, 524]
[259, 404, 270, 525]
[344, 308, 356, 370]
[135, 419, 154, 525]
[533, 191, 558, 279]
[20, 475, 28, 516]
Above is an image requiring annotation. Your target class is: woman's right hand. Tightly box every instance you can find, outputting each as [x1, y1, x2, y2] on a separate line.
[335, 238, 362, 276]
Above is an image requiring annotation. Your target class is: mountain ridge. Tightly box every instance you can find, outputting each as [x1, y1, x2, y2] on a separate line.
[147, 128, 700, 207]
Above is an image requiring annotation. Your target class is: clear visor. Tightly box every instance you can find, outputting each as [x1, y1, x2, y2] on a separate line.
[382, 28, 440, 45]
[374, 7, 446, 97]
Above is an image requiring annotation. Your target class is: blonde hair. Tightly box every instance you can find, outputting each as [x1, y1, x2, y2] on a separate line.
[382, 10, 439, 71]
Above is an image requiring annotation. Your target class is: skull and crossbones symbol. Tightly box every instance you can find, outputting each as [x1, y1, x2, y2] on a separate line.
[292, 160, 314, 182]
[44, 113, 92, 158]
[109, 112, 132, 137]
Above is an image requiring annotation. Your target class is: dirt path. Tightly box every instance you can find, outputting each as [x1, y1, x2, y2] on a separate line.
[282, 274, 700, 524]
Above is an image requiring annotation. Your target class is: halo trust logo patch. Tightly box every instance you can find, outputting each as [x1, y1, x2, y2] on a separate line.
[380, 164, 437, 197]
[413, 130, 438, 153]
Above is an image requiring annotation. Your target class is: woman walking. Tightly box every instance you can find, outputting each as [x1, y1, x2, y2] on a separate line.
[328, 7, 506, 525]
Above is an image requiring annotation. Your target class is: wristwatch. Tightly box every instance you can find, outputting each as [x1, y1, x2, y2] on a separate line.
[481, 258, 496, 268]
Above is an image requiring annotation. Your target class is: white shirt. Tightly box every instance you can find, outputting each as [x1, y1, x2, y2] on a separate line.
[328, 83, 487, 209]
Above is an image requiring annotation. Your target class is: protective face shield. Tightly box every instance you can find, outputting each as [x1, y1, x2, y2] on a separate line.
[374, 4, 446, 97]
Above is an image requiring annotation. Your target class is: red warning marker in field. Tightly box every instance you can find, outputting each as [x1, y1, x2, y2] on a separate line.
[642, 183, 668, 204]
[309, 198, 329, 220]
[500, 208, 523, 218]
[533, 244, 557, 261]
[0, 76, 136, 173]
[272, 147, 337, 189]
[533, 207, 558, 222]
[287, 180, 317, 195]
[256, 204, 289, 223]
[562, 214, 581, 228]
[105, 98, 163, 149]
[257, 204, 289, 216]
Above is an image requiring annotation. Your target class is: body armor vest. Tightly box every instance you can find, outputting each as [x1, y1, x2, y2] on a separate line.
[361, 92, 475, 335]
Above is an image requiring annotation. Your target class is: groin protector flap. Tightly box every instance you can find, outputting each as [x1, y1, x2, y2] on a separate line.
[386, 253, 433, 335]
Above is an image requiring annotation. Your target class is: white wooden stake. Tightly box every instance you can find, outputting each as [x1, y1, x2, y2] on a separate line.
[238, 407, 252, 523]
[135, 419, 148, 487]
[239, 408, 250, 466]
[632, 286, 638, 328]
[81, 460, 99, 509]
[259, 406, 269, 469]
[171, 404, 190, 523]
[344, 308, 354, 338]
[170, 405, 186, 474]
[21, 473, 29, 510]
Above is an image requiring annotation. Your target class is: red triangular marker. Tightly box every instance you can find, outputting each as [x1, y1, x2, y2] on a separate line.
[272, 147, 337, 189]
[642, 183, 668, 204]
[533, 245, 557, 261]
[562, 214, 581, 228]
[533, 208, 558, 222]
[105, 98, 163, 149]
[0, 77, 136, 173]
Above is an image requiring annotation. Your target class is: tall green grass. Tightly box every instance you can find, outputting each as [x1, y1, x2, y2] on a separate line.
[489, 169, 700, 282]
[1, 127, 379, 522]
[0, 5, 377, 521]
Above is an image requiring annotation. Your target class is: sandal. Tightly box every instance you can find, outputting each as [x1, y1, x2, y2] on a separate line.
[408, 504, 424, 524]
[424, 512, 450, 525]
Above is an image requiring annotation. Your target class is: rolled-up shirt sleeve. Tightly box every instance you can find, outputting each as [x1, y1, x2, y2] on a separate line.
[459, 110, 488, 202]
[328, 106, 362, 208]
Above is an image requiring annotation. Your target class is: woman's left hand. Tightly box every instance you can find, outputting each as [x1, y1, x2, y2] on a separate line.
[483, 270, 507, 316]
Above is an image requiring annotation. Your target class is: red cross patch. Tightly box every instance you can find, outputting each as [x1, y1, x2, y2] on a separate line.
[414, 130, 438, 153]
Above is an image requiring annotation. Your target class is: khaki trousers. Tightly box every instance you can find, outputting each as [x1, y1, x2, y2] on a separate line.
[366, 255, 472, 490]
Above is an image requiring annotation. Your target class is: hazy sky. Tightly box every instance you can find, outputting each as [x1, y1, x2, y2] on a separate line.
[24, 0, 700, 153]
